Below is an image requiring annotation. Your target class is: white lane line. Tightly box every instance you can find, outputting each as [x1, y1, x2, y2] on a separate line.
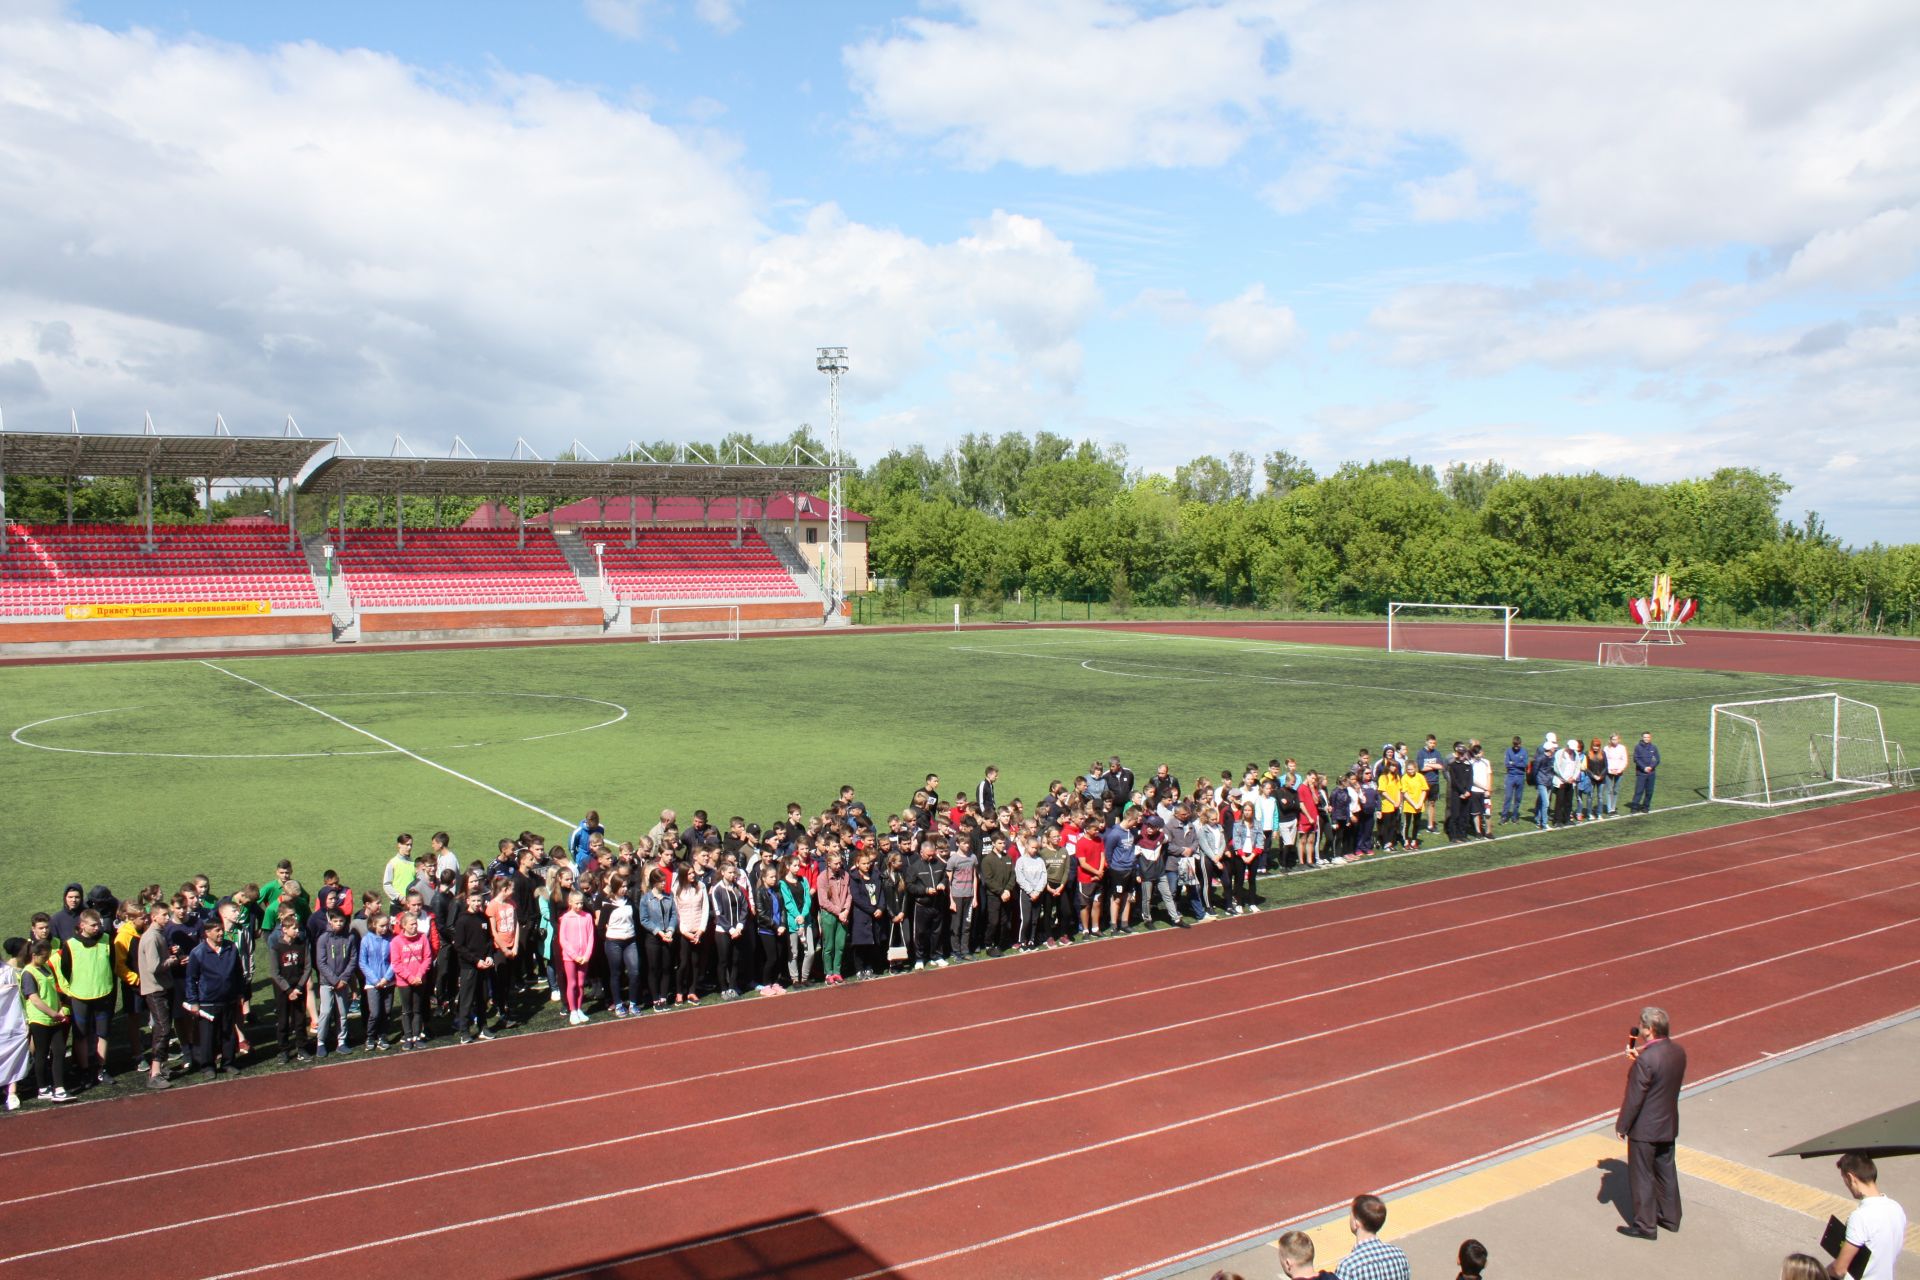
[13, 833, 1906, 1219]
[198, 662, 569, 825]
[191, 919, 1920, 1280]
[6, 792, 1907, 1161]
[1029, 955, 1920, 1280]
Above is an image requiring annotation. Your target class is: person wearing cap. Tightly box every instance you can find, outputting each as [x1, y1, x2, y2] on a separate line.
[1533, 733, 1558, 829]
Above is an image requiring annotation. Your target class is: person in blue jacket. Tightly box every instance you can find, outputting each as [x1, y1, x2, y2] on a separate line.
[183, 919, 244, 1078]
[1630, 732, 1662, 813]
[1502, 736, 1530, 824]
[358, 914, 395, 1052]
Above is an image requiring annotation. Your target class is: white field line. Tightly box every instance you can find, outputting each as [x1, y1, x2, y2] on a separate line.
[7, 792, 1907, 1161]
[8, 831, 1907, 1218]
[198, 662, 569, 824]
[7, 690, 628, 761]
[193, 917, 1920, 1280]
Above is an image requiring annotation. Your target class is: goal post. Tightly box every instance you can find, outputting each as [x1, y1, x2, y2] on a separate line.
[1598, 641, 1650, 668]
[645, 604, 741, 642]
[1386, 602, 1519, 661]
[1709, 693, 1893, 806]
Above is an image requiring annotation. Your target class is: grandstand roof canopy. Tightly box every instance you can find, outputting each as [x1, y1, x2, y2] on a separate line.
[297, 453, 840, 500]
[0, 430, 329, 480]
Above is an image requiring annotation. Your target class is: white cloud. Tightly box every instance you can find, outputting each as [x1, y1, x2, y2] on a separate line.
[844, 0, 1920, 272]
[583, 0, 655, 41]
[1401, 167, 1497, 223]
[1366, 282, 1720, 374]
[1778, 204, 1920, 290]
[844, 0, 1281, 172]
[0, 9, 1100, 456]
[1204, 284, 1301, 372]
[694, 0, 742, 35]
[1308, 399, 1431, 433]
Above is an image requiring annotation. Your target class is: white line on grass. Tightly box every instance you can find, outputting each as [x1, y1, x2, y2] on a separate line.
[198, 662, 570, 825]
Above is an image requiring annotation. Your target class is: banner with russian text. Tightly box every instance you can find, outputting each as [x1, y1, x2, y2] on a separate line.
[63, 601, 273, 620]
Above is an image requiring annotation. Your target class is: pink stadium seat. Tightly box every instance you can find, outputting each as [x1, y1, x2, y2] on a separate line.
[326, 528, 587, 607]
[595, 527, 801, 602]
[0, 524, 322, 617]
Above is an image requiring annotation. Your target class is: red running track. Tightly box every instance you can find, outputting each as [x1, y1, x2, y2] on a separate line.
[1098, 620, 1920, 684]
[2, 792, 1919, 1280]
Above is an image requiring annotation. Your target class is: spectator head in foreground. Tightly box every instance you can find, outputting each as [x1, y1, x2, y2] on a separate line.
[1276, 1229, 1332, 1279]
[1456, 1238, 1488, 1278]
[1781, 1255, 1824, 1280]
[1350, 1194, 1388, 1239]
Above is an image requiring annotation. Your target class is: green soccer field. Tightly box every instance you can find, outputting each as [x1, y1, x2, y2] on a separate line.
[4, 628, 1918, 919]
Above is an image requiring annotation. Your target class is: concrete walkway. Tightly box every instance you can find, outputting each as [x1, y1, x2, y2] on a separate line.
[1167, 1012, 1920, 1280]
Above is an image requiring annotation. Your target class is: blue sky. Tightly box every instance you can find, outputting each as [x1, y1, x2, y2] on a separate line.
[4, 0, 1918, 542]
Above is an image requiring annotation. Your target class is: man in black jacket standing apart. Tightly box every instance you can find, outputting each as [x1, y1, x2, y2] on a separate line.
[1616, 1005, 1687, 1240]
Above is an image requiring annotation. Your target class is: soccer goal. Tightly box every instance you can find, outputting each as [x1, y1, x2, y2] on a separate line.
[1386, 602, 1519, 661]
[1598, 641, 1650, 668]
[645, 604, 741, 642]
[1709, 693, 1894, 806]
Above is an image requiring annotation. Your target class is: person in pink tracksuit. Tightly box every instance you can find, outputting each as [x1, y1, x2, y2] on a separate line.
[557, 891, 597, 1025]
[388, 912, 437, 1051]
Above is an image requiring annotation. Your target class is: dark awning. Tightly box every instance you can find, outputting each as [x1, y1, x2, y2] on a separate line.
[1773, 1100, 1920, 1159]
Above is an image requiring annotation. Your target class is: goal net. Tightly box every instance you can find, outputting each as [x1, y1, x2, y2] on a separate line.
[645, 604, 741, 642]
[1598, 641, 1649, 668]
[1386, 602, 1519, 661]
[1709, 693, 1893, 806]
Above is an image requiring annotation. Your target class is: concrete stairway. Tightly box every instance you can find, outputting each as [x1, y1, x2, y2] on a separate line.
[301, 534, 358, 641]
[553, 530, 616, 624]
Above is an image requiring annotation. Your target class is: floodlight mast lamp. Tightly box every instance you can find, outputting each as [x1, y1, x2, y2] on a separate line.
[816, 346, 849, 615]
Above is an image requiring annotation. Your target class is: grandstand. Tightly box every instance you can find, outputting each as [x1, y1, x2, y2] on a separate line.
[0, 426, 852, 653]
[1, 523, 321, 616]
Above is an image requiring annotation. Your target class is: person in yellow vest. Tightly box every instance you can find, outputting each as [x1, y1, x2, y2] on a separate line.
[1399, 765, 1429, 850]
[55, 909, 116, 1089]
[111, 901, 146, 1073]
[21, 941, 72, 1103]
[1377, 762, 1404, 852]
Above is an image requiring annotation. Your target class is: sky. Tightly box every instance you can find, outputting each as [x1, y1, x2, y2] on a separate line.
[1, 0, 1917, 543]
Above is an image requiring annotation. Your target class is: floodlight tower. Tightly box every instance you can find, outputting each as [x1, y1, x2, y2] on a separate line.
[815, 345, 848, 615]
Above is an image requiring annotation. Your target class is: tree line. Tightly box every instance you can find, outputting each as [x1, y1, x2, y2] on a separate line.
[843, 434, 1920, 635]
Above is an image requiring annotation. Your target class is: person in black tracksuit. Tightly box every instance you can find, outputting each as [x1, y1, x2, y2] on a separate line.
[1445, 748, 1475, 841]
[267, 918, 311, 1063]
[907, 842, 948, 967]
[451, 892, 496, 1041]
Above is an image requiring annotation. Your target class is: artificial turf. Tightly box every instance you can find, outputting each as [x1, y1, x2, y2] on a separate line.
[7, 626, 1916, 920]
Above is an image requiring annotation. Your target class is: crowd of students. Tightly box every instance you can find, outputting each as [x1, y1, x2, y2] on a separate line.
[0, 731, 1661, 1109]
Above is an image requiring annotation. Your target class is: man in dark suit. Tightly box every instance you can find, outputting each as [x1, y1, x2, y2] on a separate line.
[1615, 1005, 1687, 1240]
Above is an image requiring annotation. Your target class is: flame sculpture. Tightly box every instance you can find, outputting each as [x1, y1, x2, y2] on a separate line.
[1628, 573, 1697, 626]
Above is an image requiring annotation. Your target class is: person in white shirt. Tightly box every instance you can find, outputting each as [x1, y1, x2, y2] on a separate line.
[1831, 1152, 1906, 1280]
[1603, 733, 1630, 816]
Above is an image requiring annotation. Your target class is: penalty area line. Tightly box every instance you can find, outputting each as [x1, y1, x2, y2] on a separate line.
[199, 661, 569, 826]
